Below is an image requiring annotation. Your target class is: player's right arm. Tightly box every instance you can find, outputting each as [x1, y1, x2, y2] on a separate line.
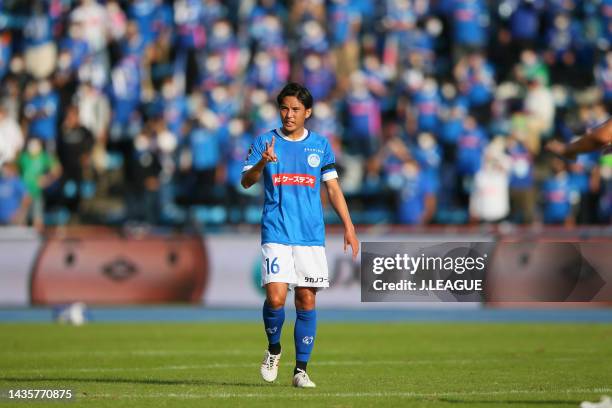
[241, 135, 277, 189]
[546, 118, 612, 160]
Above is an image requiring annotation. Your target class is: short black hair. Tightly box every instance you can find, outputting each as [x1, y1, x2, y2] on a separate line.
[276, 82, 313, 110]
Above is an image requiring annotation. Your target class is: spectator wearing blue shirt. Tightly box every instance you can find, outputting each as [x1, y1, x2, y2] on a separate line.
[58, 22, 91, 76]
[128, 0, 161, 46]
[396, 158, 435, 225]
[413, 78, 440, 133]
[24, 80, 59, 151]
[309, 101, 343, 160]
[23, 1, 56, 79]
[402, 27, 436, 75]
[595, 52, 612, 112]
[299, 20, 329, 55]
[0, 32, 12, 80]
[120, 21, 147, 59]
[249, 13, 286, 53]
[456, 115, 487, 205]
[344, 71, 382, 157]
[160, 77, 188, 139]
[569, 150, 601, 224]
[185, 110, 223, 202]
[247, 51, 289, 94]
[301, 53, 336, 102]
[543, 13, 582, 85]
[109, 56, 141, 141]
[509, 0, 542, 53]
[454, 53, 495, 124]
[456, 115, 486, 177]
[174, 0, 206, 50]
[451, 0, 488, 56]
[412, 132, 442, 196]
[438, 83, 468, 159]
[0, 162, 30, 225]
[542, 157, 574, 225]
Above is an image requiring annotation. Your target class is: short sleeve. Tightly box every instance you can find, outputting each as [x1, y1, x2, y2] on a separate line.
[242, 135, 265, 173]
[321, 139, 338, 182]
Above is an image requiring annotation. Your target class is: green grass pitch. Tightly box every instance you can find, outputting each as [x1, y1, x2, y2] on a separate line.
[0, 322, 610, 407]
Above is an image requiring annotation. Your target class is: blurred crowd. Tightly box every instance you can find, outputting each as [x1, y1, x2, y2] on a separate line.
[0, 0, 611, 228]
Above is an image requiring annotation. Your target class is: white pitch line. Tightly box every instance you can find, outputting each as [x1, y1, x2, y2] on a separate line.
[0, 348, 604, 357]
[84, 388, 612, 400]
[0, 349, 254, 357]
[0, 356, 590, 375]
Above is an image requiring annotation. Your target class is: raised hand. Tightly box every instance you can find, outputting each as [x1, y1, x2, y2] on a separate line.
[262, 135, 278, 163]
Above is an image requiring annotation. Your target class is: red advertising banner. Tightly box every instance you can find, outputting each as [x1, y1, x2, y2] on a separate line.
[30, 228, 208, 305]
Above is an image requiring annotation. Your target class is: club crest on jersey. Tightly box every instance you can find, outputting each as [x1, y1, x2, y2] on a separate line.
[307, 153, 321, 168]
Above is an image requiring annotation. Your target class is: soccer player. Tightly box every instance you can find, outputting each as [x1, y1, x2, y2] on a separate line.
[241, 83, 359, 388]
[546, 118, 612, 160]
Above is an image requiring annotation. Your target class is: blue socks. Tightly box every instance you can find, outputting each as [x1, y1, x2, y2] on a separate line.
[263, 303, 317, 371]
[294, 309, 317, 364]
[262, 302, 285, 351]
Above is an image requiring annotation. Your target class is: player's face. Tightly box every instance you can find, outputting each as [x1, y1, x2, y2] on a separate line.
[279, 96, 311, 135]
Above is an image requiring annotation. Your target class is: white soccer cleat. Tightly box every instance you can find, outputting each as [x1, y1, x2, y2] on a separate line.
[292, 368, 316, 388]
[260, 350, 281, 382]
[581, 396, 612, 408]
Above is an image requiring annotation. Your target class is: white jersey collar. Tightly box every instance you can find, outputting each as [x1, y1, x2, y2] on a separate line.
[277, 128, 309, 142]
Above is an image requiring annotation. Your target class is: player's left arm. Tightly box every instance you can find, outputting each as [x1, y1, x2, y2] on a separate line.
[324, 178, 359, 260]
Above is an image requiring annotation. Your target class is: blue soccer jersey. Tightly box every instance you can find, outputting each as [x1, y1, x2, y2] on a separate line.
[243, 128, 338, 246]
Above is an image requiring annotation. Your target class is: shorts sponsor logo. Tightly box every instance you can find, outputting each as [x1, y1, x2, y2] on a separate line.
[307, 154, 321, 168]
[272, 174, 316, 188]
[304, 277, 328, 283]
[302, 336, 314, 345]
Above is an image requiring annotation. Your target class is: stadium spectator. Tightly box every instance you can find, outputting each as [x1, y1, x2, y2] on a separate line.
[0, 0, 610, 227]
[344, 71, 382, 157]
[18, 137, 61, 229]
[542, 157, 574, 225]
[329, 0, 361, 85]
[524, 77, 555, 149]
[23, 1, 56, 79]
[127, 123, 162, 224]
[0, 104, 24, 166]
[300, 53, 336, 102]
[57, 105, 94, 221]
[24, 80, 59, 152]
[396, 157, 435, 225]
[454, 53, 495, 124]
[509, 0, 542, 53]
[184, 110, 224, 202]
[450, 0, 488, 57]
[0, 162, 30, 226]
[507, 133, 536, 224]
[0, 32, 12, 81]
[469, 137, 511, 223]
